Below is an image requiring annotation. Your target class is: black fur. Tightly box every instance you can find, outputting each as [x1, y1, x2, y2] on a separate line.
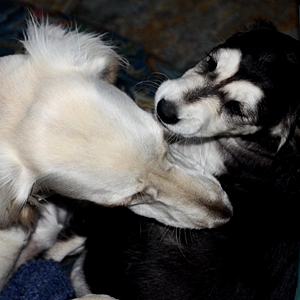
[71, 22, 300, 300]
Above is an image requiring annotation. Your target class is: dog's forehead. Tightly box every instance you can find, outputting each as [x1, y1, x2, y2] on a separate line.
[189, 48, 242, 83]
[224, 25, 300, 59]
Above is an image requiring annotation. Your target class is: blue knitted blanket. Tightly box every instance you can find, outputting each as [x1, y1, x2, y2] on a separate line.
[0, 259, 74, 300]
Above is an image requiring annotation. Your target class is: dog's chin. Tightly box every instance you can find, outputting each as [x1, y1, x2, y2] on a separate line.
[128, 193, 232, 230]
[129, 202, 231, 229]
[128, 202, 206, 229]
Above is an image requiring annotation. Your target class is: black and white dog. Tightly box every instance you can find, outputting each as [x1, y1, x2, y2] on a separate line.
[53, 21, 300, 299]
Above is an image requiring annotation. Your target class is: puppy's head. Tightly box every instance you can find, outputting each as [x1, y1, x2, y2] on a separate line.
[0, 19, 231, 229]
[155, 21, 300, 148]
[0, 19, 122, 228]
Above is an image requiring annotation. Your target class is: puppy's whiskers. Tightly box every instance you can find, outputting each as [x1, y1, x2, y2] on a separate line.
[135, 76, 168, 97]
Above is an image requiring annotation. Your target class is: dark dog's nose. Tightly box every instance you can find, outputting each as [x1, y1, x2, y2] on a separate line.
[156, 99, 179, 125]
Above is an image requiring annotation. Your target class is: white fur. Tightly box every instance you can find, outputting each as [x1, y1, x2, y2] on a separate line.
[0, 20, 232, 290]
[221, 81, 263, 109]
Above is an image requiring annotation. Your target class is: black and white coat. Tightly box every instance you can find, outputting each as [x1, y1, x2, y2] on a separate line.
[62, 21, 300, 300]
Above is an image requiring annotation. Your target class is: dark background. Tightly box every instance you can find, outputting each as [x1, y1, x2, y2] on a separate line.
[18, 0, 299, 71]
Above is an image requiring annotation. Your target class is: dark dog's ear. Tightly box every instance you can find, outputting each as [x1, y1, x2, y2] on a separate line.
[283, 31, 300, 65]
[286, 51, 300, 64]
[274, 37, 300, 141]
[270, 118, 294, 151]
[0, 147, 37, 228]
[272, 133, 300, 194]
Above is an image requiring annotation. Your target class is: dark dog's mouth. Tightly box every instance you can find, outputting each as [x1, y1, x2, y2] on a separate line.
[155, 113, 185, 143]
[156, 113, 168, 128]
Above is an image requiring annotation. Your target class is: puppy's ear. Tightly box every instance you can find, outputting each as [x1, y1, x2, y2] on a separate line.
[0, 147, 37, 229]
[94, 51, 121, 84]
[270, 112, 296, 152]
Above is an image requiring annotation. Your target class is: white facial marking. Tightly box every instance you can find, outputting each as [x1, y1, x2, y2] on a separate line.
[155, 75, 205, 106]
[222, 80, 264, 108]
[215, 49, 242, 82]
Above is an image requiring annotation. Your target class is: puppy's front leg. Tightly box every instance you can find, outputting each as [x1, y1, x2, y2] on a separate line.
[14, 202, 70, 269]
[0, 225, 28, 291]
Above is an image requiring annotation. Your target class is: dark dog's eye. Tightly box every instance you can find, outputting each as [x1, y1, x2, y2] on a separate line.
[225, 101, 242, 115]
[206, 56, 217, 72]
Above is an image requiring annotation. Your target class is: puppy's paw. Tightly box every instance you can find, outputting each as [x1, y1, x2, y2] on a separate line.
[73, 294, 118, 300]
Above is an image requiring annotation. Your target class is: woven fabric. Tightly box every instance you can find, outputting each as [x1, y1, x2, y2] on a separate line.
[0, 259, 74, 300]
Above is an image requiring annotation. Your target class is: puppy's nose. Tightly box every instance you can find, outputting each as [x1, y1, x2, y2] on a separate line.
[156, 99, 179, 125]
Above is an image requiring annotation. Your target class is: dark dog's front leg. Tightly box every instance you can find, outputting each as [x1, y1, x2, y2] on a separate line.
[73, 294, 119, 300]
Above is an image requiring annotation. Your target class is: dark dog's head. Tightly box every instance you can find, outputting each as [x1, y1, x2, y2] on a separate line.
[155, 21, 300, 151]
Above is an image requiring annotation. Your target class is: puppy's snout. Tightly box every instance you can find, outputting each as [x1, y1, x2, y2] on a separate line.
[156, 99, 179, 125]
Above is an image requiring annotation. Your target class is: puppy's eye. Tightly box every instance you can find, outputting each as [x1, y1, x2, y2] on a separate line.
[225, 101, 242, 115]
[206, 56, 217, 72]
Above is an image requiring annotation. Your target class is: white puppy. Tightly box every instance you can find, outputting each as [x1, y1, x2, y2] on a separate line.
[0, 19, 232, 291]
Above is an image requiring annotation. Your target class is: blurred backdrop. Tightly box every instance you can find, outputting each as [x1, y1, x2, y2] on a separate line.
[17, 0, 298, 71]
